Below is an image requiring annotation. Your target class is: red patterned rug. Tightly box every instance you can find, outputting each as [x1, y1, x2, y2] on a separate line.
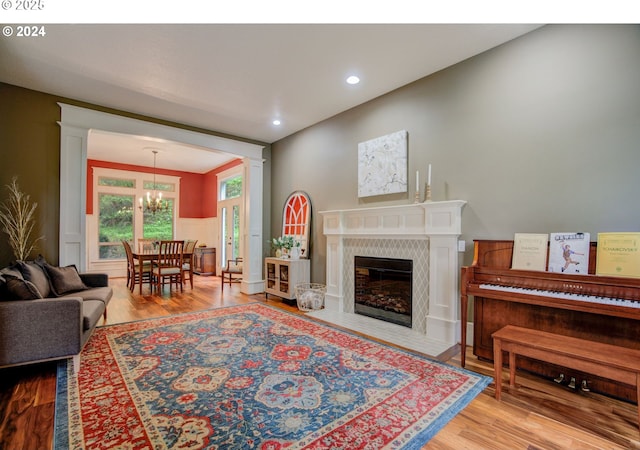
[54, 303, 490, 449]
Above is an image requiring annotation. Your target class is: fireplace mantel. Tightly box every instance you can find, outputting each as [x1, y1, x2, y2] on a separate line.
[318, 200, 466, 347]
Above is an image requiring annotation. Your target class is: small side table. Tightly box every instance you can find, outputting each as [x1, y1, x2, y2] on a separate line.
[194, 247, 216, 276]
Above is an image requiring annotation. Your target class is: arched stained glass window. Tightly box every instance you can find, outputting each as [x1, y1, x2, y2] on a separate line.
[282, 191, 312, 258]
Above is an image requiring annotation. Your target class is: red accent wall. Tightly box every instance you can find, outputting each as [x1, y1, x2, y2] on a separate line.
[87, 158, 243, 218]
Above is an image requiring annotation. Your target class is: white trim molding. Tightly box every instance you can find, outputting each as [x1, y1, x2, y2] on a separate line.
[58, 103, 265, 294]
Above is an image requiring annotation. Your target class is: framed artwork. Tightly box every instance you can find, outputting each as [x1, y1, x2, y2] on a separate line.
[357, 130, 408, 198]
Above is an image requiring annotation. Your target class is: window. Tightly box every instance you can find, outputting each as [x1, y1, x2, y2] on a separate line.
[142, 198, 174, 240]
[98, 176, 135, 188]
[98, 193, 134, 259]
[220, 175, 242, 200]
[92, 168, 180, 262]
[143, 180, 174, 193]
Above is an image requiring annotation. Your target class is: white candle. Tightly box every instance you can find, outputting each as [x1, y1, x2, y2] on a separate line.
[415, 170, 419, 193]
[428, 164, 432, 186]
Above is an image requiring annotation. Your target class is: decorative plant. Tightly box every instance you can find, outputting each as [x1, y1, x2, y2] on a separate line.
[0, 177, 43, 261]
[272, 235, 300, 251]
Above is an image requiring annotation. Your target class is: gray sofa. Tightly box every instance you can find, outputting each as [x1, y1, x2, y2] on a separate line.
[0, 257, 112, 372]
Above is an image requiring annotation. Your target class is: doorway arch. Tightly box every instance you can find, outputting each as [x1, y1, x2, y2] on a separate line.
[58, 103, 266, 294]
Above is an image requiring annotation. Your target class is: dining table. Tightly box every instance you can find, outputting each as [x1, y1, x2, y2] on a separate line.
[132, 250, 194, 294]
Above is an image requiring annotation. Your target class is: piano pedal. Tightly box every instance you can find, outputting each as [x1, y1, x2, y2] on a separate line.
[581, 380, 590, 392]
[553, 373, 565, 384]
[568, 377, 577, 390]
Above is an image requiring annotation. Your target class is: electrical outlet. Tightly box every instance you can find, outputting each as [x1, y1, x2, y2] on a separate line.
[457, 240, 466, 252]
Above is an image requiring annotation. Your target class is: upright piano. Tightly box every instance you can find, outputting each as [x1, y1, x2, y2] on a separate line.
[461, 239, 640, 402]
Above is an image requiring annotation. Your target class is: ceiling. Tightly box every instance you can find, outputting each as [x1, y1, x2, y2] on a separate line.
[0, 24, 542, 172]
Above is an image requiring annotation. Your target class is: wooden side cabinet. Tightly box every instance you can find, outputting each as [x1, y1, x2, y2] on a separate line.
[194, 247, 216, 276]
[265, 257, 310, 302]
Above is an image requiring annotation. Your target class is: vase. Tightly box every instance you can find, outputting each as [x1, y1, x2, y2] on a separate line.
[290, 247, 301, 260]
[275, 249, 282, 258]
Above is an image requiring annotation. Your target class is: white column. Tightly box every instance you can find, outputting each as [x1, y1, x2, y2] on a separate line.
[422, 201, 466, 344]
[324, 234, 344, 312]
[58, 123, 88, 270]
[320, 211, 344, 311]
[240, 157, 265, 294]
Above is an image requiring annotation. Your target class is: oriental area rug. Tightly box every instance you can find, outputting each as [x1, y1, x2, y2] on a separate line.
[54, 303, 490, 449]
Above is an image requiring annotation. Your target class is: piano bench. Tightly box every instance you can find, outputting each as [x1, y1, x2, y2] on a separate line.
[491, 325, 640, 429]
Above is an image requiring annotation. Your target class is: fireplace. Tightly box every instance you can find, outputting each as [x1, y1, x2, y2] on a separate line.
[354, 256, 412, 328]
[319, 201, 466, 348]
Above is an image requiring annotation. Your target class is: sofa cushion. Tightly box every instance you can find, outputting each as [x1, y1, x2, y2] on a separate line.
[17, 260, 51, 298]
[5, 277, 43, 300]
[82, 300, 105, 331]
[61, 286, 113, 306]
[42, 264, 89, 296]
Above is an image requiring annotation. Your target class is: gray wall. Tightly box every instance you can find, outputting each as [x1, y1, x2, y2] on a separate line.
[270, 25, 640, 283]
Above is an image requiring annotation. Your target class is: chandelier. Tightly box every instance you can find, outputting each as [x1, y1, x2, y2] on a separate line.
[139, 150, 169, 214]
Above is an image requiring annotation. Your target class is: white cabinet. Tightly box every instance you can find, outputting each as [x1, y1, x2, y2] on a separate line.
[265, 257, 310, 301]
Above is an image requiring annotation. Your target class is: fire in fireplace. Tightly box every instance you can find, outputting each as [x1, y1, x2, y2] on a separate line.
[354, 256, 412, 328]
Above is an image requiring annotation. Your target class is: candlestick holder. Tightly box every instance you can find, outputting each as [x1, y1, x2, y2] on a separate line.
[424, 183, 432, 202]
[414, 190, 421, 203]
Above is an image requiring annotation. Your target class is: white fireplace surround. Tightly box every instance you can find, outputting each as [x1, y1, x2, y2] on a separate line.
[315, 201, 466, 353]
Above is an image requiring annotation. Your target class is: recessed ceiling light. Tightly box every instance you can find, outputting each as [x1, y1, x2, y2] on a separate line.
[346, 75, 360, 85]
[272, 119, 281, 126]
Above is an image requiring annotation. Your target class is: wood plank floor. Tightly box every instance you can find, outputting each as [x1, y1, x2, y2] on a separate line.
[1, 275, 639, 449]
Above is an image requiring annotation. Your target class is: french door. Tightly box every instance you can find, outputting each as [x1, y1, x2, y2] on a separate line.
[220, 200, 241, 268]
[217, 168, 243, 272]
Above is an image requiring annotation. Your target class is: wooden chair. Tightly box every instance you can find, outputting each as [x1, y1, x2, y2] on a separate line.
[181, 239, 198, 289]
[221, 257, 243, 291]
[152, 240, 184, 294]
[138, 238, 156, 254]
[122, 240, 152, 292]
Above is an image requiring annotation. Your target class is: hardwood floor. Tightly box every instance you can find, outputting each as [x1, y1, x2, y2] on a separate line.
[1, 275, 639, 449]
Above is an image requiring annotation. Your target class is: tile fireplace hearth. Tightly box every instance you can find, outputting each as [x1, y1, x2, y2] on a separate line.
[315, 201, 466, 356]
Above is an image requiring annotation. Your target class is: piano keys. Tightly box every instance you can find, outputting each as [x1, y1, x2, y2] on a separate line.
[461, 240, 640, 402]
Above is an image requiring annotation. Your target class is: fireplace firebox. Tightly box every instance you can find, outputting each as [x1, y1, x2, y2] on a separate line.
[354, 256, 412, 328]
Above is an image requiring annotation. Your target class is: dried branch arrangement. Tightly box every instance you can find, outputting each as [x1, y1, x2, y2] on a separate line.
[0, 177, 43, 261]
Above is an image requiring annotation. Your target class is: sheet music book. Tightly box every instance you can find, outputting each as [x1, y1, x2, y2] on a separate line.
[548, 232, 590, 274]
[596, 232, 640, 278]
[511, 233, 549, 271]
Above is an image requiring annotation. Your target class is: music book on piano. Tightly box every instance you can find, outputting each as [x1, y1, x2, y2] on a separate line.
[548, 232, 590, 273]
[596, 232, 640, 278]
[511, 233, 548, 271]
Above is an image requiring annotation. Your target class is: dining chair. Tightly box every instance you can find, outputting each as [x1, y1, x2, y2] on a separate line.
[181, 239, 198, 289]
[122, 240, 152, 292]
[221, 257, 243, 292]
[152, 240, 185, 294]
[138, 238, 156, 254]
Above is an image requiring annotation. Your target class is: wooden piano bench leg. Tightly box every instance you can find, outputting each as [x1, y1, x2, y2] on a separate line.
[637, 373, 640, 431]
[493, 338, 503, 401]
[509, 351, 516, 387]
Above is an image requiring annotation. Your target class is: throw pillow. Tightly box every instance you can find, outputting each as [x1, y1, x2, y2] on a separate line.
[0, 274, 8, 300]
[17, 260, 51, 298]
[43, 264, 88, 296]
[1, 265, 23, 280]
[5, 277, 43, 300]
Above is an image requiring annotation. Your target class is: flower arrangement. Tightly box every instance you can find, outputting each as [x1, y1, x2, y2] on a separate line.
[272, 235, 300, 251]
